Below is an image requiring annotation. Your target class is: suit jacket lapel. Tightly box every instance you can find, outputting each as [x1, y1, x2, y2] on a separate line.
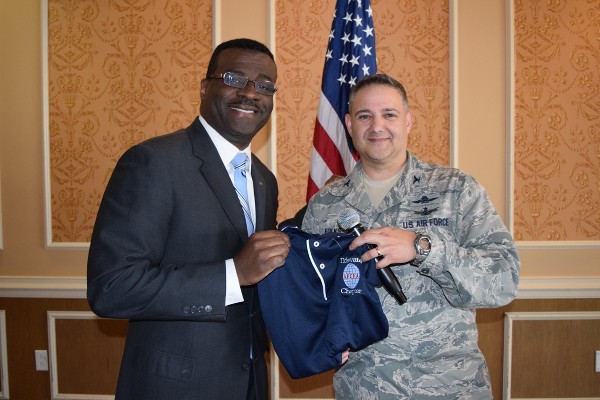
[187, 119, 249, 241]
[251, 155, 267, 233]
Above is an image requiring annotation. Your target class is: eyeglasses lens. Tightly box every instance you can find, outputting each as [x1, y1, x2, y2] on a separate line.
[221, 72, 276, 96]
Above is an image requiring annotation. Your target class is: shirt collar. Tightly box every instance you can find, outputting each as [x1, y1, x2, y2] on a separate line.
[198, 116, 251, 171]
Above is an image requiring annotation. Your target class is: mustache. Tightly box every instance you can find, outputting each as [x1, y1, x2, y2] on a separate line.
[230, 98, 259, 108]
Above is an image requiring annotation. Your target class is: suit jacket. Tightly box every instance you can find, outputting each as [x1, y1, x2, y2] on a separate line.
[87, 118, 278, 400]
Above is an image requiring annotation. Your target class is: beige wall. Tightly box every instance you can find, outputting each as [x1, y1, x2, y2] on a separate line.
[0, 0, 598, 288]
[0, 0, 89, 277]
[455, 0, 508, 213]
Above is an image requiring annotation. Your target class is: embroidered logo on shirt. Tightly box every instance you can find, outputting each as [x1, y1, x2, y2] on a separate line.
[341, 263, 363, 295]
[342, 264, 360, 289]
[415, 207, 439, 216]
[412, 195, 438, 204]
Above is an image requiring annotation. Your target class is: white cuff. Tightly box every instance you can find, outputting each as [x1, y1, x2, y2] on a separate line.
[225, 258, 244, 306]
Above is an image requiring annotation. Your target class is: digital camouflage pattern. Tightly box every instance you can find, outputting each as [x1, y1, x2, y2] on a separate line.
[302, 152, 520, 399]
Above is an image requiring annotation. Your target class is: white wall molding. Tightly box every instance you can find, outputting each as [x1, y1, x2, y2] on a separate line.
[47, 311, 115, 400]
[0, 276, 598, 300]
[518, 241, 600, 249]
[506, 0, 515, 235]
[41, 0, 86, 249]
[0, 311, 9, 399]
[506, 0, 600, 254]
[0, 277, 87, 298]
[449, 0, 458, 169]
[503, 311, 600, 400]
[517, 277, 600, 299]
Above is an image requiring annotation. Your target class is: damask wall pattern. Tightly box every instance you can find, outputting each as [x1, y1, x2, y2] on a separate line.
[275, 0, 450, 221]
[513, 0, 600, 241]
[47, 0, 212, 242]
[47, 0, 450, 242]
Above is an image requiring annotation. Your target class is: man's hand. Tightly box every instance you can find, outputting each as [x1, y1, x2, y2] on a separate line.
[234, 230, 290, 285]
[349, 227, 417, 268]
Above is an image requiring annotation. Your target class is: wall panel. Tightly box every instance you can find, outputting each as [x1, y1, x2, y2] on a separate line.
[507, 0, 600, 277]
[43, 0, 213, 245]
[0, 311, 8, 399]
[49, 311, 126, 398]
[0, 297, 598, 399]
[512, 0, 600, 243]
[504, 312, 600, 399]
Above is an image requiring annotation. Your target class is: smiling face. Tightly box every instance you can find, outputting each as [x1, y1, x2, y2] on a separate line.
[200, 48, 277, 149]
[345, 83, 413, 179]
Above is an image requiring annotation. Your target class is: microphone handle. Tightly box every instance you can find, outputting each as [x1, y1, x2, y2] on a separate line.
[350, 226, 408, 305]
[375, 263, 408, 304]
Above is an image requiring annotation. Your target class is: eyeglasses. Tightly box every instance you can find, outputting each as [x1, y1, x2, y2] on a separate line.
[207, 71, 277, 96]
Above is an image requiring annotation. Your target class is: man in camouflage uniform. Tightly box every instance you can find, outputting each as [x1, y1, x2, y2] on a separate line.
[302, 74, 520, 399]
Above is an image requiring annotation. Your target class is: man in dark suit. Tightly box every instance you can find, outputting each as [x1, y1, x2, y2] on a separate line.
[87, 38, 290, 400]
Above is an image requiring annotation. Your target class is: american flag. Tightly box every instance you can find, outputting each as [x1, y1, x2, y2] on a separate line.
[306, 0, 377, 201]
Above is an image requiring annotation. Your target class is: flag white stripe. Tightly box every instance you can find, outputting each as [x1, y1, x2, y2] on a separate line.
[308, 147, 334, 189]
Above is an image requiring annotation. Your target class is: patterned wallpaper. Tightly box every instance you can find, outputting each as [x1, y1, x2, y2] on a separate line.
[47, 0, 212, 242]
[275, 0, 450, 220]
[47, 0, 449, 242]
[46, 0, 598, 243]
[513, 0, 600, 241]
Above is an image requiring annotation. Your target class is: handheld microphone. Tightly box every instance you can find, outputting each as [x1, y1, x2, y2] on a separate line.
[338, 208, 408, 305]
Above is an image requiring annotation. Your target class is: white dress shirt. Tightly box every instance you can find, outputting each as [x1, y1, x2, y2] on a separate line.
[199, 116, 255, 306]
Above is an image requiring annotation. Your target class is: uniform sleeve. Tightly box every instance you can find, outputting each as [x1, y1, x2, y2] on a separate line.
[87, 144, 227, 321]
[301, 203, 317, 233]
[418, 176, 520, 308]
[302, 196, 330, 234]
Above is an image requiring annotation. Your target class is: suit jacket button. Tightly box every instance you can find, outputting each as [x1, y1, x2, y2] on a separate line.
[191, 306, 197, 314]
[205, 305, 213, 313]
[242, 362, 250, 370]
[183, 306, 190, 314]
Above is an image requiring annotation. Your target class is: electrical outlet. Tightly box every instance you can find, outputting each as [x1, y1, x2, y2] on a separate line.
[596, 351, 600, 373]
[35, 349, 48, 371]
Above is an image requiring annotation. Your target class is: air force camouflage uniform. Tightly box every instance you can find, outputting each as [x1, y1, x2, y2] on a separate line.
[302, 152, 520, 400]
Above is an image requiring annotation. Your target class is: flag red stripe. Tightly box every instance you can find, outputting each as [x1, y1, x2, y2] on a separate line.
[312, 121, 346, 177]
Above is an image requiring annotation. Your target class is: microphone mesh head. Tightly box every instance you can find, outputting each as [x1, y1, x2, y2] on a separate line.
[337, 208, 360, 231]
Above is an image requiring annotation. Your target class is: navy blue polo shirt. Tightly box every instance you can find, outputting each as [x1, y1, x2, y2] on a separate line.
[257, 227, 389, 379]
